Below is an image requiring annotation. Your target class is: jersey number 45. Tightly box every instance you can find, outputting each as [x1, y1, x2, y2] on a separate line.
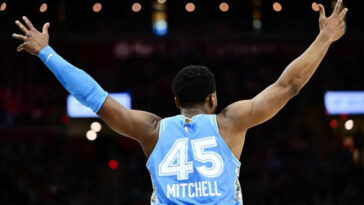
[159, 136, 224, 180]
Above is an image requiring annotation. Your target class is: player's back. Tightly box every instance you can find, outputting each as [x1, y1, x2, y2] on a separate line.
[147, 114, 243, 205]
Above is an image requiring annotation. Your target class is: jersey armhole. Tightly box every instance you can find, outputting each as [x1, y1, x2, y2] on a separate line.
[146, 118, 166, 169]
[212, 114, 241, 166]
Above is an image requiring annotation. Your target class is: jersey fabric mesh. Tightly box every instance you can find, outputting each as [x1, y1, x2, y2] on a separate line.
[146, 114, 243, 205]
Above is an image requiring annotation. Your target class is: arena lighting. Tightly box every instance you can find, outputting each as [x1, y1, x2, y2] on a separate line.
[252, 9, 262, 30]
[185, 2, 195, 12]
[153, 19, 168, 35]
[252, 19, 262, 29]
[152, 1, 168, 36]
[90, 121, 102, 132]
[341, 113, 348, 120]
[0, 2, 6, 12]
[273, 2, 282, 12]
[157, 0, 167, 4]
[108, 160, 118, 169]
[324, 91, 364, 115]
[353, 149, 360, 162]
[219, 2, 229, 12]
[86, 130, 97, 141]
[312, 2, 319, 12]
[67, 92, 131, 118]
[252, 10, 261, 20]
[93, 2, 102, 13]
[342, 137, 354, 149]
[329, 119, 337, 129]
[345, 119, 354, 130]
[132, 2, 142, 12]
[61, 114, 69, 125]
[40, 3, 48, 13]
[252, 0, 262, 31]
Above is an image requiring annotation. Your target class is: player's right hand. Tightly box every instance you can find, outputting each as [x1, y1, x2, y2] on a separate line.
[12, 16, 50, 56]
[318, 0, 348, 43]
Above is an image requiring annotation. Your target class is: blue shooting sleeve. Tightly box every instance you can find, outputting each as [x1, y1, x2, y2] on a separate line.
[38, 46, 108, 113]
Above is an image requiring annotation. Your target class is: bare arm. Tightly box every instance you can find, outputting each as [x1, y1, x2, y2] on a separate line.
[97, 97, 161, 156]
[12, 17, 161, 157]
[219, 0, 348, 133]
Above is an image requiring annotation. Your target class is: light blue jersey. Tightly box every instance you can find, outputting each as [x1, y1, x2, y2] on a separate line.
[147, 114, 242, 204]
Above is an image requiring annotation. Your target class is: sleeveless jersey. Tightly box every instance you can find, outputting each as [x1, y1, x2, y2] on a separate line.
[146, 114, 243, 204]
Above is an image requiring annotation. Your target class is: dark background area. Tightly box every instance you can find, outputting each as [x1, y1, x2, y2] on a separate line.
[1, 0, 364, 204]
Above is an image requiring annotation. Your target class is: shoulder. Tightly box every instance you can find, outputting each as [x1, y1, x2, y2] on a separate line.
[216, 107, 248, 159]
[217, 100, 252, 133]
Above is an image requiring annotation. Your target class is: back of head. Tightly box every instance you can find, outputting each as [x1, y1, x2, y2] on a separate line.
[172, 65, 216, 107]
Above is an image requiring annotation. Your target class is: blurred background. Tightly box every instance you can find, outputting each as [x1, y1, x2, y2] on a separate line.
[1, 0, 364, 204]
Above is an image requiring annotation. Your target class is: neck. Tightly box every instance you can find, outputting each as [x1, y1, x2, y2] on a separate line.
[180, 105, 209, 118]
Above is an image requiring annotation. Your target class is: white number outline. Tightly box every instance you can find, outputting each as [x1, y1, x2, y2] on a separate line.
[158, 138, 193, 180]
[191, 136, 224, 178]
[158, 136, 224, 180]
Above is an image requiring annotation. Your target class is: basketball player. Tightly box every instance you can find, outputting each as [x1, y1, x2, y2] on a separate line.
[12, 0, 347, 204]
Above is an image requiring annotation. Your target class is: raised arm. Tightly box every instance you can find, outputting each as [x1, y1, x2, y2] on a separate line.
[12, 17, 160, 156]
[219, 1, 348, 134]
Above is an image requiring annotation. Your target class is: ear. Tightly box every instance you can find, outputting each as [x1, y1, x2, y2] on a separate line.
[174, 97, 181, 109]
[207, 92, 217, 109]
[211, 92, 217, 108]
[212, 91, 217, 107]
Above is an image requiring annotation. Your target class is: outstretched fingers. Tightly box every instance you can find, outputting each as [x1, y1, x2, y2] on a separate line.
[319, 4, 326, 19]
[339, 8, 348, 20]
[42, 22, 50, 34]
[22, 16, 35, 30]
[333, 0, 343, 16]
[15, 20, 28, 34]
[16, 43, 26, 52]
[12, 33, 26, 41]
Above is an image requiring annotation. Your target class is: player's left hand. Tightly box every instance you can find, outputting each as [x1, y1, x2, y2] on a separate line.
[318, 0, 348, 43]
[12, 16, 50, 56]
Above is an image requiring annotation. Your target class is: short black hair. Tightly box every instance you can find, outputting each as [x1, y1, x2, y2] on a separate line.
[172, 65, 216, 107]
